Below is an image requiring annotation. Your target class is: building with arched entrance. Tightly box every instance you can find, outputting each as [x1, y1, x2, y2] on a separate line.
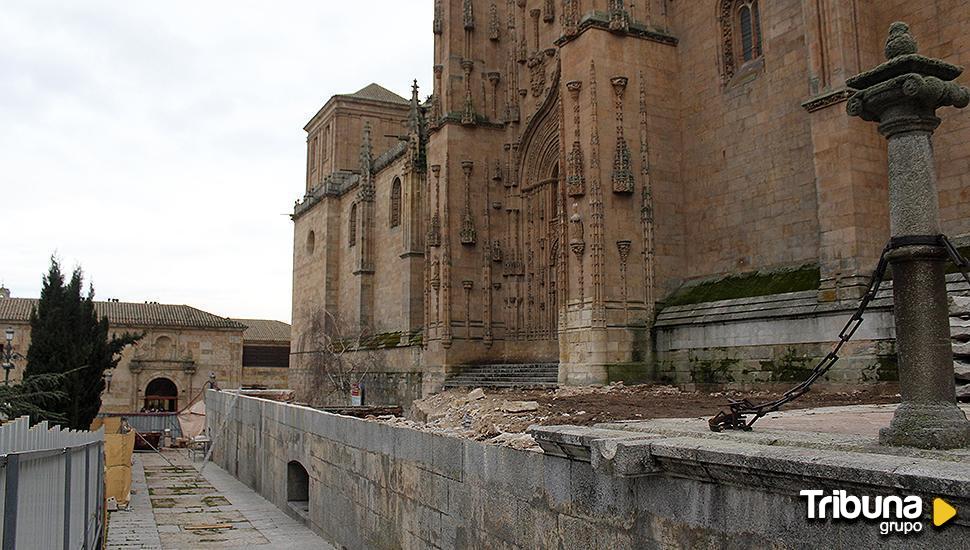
[0, 296, 291, 417]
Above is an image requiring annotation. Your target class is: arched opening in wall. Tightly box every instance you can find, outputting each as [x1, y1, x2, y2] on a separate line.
[144, 377, 178, 412]
[737, 0, 762, 63]
[306, 230, 316, 255]
[286, 460, 310, 522]
[390, 177, 402, 228]
[718, 0, 764, 83]
[349, 203, 358, 246]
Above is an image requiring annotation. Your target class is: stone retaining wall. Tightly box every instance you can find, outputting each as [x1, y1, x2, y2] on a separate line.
[207, 390, 967, 549]
[654, 276, 970, 386]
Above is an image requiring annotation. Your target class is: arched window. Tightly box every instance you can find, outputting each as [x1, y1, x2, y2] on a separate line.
[719, 0, 764, 82]
[309, 136, 318, 172]
[306, 230, 315, 255]
[737, 1, 762, 63]
[349, 203, 358, 246]
[390, 178, 402, 228]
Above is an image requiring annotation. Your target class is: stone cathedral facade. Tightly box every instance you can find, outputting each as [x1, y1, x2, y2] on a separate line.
[291, 0, 970, 404]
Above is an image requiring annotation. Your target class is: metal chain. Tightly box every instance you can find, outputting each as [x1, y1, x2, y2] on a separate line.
[709, 234, 970, 432]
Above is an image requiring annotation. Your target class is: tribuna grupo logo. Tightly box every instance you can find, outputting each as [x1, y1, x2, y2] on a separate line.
[800, 490, 958, 535]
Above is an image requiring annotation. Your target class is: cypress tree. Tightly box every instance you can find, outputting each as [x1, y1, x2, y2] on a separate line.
[22, 258, 140, 429]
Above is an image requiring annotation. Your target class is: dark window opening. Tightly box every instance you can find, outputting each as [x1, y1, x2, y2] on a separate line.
[390, 178, 402, 228]
[144, 377, 178, 412]
[738, 1, 762, 63]
[242, 345, 290, 368]
[349, 203, 358, 246]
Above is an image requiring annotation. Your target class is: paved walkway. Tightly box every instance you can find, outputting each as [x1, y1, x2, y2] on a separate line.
[107, 450, 331, 549]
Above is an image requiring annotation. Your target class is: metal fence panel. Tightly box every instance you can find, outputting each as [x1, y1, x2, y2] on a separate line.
[0, 417, 105, 550]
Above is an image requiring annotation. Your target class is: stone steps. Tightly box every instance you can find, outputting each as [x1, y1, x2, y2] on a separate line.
[443, 363, 559, 389]
[948, 296, 970, 400]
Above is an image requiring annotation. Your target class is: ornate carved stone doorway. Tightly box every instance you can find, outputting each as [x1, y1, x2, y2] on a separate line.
[518, 171, 559, 340]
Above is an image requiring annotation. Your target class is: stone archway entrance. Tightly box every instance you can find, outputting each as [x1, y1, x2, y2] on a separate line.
[506, 68, 561, 344]
[144, 377, 178, 412]
[287, 460, 310, 521]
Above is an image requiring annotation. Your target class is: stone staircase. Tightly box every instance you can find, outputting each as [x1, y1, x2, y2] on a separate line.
[949, 296, 970, 400]
[443, 363, 559, 389]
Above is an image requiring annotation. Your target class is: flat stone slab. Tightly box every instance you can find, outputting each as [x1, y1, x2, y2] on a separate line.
[108, 451, 332, 550]
[950, 295, 970, 316]
[593, 403, 970, 459]
[531, 404, 970, 526]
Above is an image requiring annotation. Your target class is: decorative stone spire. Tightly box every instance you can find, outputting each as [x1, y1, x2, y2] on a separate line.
[433, 0, 443, 35]
[464, 0, 475, 30]
[357, 123, 374, 202]
[489, 3, 500, 41]
[608, 0, 629, 33]
[611, 76, 634, 193]
[406, 80, 426, 173]
[565, 80, 585, 197]
[461, 59, 476, 125]
[563, 0, 579, 36]
[408, 80, 422, 134]
[459, 160, 477, 245]
[428, 164, 442, 247]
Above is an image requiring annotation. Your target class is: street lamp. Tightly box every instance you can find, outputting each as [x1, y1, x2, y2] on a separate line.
[2, 328, 15, 386]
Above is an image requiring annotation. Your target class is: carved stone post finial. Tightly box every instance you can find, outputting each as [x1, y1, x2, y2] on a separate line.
[847, 22, 970, 449]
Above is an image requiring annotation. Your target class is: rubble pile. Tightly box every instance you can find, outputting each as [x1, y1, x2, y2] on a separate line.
[364, 382, 899, 450]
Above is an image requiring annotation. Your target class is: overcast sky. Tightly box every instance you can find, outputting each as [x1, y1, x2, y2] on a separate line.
[0, 1, 432, 323]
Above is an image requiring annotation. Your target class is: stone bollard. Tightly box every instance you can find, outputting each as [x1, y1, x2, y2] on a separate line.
[846, 22, 970, 449]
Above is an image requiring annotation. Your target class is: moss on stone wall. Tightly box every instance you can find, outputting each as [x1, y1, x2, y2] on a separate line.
[875, 355, 899, 381]
[759, 347, 814, 383]
[688, 353, 739, 384]
[663, 265, 821, 307]
[606, 363, 652, 385]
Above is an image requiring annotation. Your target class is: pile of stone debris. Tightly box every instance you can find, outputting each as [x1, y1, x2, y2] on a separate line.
[366, 383, 655, 451]
[949, 296, 970, 400]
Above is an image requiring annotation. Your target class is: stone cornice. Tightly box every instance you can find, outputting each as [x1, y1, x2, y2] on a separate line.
[429, 112, 506, 133]
[555, 11, 678, 48]
[801, 88, 855, 113]
[530, 422, 970, 505]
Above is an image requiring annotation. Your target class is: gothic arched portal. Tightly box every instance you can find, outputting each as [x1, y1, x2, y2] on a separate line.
[510, 67, 561, 341]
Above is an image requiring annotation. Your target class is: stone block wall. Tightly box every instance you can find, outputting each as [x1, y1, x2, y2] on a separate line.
[208, 391, 967, 550]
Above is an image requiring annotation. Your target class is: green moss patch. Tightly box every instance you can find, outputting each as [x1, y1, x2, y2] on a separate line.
[760, 348, 814, 383]
[688, 355, 739, 384]
[606, 363, 651, 384]
[151, 497, 177, 509]
[664, 265, 820, 307]
[202, 496, 230, 507]
[876, 355, 899, 381]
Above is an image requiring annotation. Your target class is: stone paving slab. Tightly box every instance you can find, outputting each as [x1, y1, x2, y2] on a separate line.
[595, 403, 970, 460]
[107, 450, 332, 550]
[106, 454, 163, 550]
